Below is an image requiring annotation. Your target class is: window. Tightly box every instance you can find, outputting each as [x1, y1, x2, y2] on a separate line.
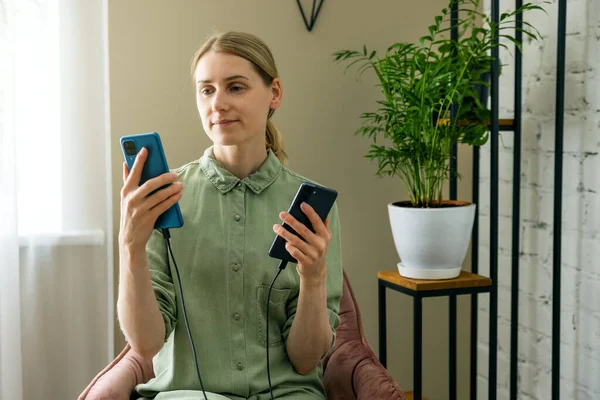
[2, 0, 62, 235]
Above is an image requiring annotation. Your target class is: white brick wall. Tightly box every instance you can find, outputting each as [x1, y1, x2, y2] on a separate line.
[478, 0, 600, 399]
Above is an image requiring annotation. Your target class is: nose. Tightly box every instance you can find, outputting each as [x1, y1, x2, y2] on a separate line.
[210, 89, 230, 113]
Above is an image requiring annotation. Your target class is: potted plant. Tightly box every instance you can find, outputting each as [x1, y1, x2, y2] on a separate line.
[333, 0, 543, 279]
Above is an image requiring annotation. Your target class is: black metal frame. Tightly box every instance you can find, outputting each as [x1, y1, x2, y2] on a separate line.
[510, 1, 524, 399]
[378, 279, 492, 400]
[460, 0, 566, 399]
[296, 0, 324, 32]
[552, 1, 567, 399]
[379, 0, 567, 398]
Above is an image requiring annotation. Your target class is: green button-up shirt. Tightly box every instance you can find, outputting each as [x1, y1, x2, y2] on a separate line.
[135, 147, 343, 400]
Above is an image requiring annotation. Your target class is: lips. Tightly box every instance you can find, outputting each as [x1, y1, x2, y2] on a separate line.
[213, 119, 238, 126]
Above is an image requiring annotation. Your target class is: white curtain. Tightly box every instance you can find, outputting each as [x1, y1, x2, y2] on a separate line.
[0, 0, 113, 399]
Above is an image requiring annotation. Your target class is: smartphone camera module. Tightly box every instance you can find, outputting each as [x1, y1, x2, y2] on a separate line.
[123, 140, 137, 156]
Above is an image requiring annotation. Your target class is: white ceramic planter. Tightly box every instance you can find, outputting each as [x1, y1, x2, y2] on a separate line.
[387, 201, 476, 280]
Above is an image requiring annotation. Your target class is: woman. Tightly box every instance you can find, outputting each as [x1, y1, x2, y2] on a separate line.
[117, 31, 343, 400]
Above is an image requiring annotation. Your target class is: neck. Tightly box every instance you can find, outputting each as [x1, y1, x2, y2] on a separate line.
[212, 141, 268, 180]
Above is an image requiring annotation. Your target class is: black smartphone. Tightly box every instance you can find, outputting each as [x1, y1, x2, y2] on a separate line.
[268, 182, 338, 264]
[120, 132, 184, 230]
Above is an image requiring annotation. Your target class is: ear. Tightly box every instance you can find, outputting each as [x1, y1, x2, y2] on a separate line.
[269, 78, 283, 111]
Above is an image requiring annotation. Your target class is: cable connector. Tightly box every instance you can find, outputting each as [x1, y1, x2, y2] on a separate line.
[277, 260, 288, 271]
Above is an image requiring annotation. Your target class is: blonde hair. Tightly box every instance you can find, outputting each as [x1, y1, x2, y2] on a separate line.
[190, 31, 287, 163]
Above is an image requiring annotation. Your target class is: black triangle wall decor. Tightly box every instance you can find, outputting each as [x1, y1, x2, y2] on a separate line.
[297, 0, 324, 32]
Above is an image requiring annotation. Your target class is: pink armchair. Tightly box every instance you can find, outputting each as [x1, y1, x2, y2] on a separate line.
[79, 271, 406, 400]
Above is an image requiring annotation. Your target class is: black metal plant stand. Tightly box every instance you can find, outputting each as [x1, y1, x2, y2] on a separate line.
[378, 0, 568, 398]
[458, 0, 567, 399]
[378, 271, 492, 400]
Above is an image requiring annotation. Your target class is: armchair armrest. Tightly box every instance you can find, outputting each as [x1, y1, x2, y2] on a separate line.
[323, 340, 405, 400]
[322, 270, 406, 400]
[78, 344, 154, 400]
[353, 356, 406, 400]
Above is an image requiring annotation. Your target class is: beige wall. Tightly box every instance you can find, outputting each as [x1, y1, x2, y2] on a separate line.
[108, 1, 475, 398]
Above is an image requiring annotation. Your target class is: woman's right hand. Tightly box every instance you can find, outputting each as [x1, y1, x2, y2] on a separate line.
[118, 147, 183, 254]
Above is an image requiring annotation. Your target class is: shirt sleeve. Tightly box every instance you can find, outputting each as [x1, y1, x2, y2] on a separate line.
[281, 202, 343, 349]
[146, 228, 178, 341]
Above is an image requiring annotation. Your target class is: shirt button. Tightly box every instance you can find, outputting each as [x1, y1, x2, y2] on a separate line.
[234, 214, 241, 221]
[233, 312, 241, 321]
[237, 362, 244, 371]
[232, 263, 240, 272]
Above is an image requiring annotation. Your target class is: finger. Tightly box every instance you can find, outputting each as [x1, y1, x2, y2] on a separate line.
[279, 211, 319, 245]
[149, 190, 183, 221]
[137, 171, 179, 199]
[142, 181, 183, 210]
[124, 147, 147, 189]
[285, 243, 311, 265]
[300, 202, 329, 236]
[122, 162, 129, 184]
[273, 223, 318, 260]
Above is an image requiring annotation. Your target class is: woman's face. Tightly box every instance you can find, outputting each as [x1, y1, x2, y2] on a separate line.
[194, 51, 282, 148]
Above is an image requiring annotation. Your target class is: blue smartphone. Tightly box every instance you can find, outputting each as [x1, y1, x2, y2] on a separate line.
[268, 182, 338, 264]
[120, 132, 184, 230]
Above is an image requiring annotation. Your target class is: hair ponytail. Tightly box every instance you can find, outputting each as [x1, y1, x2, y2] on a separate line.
[265, 110, 287, 163]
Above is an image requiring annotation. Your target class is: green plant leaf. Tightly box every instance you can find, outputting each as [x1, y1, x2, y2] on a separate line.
[330, 0, 546, 206]
[420, 35, 433, 48]
[428, 25, 437, 37]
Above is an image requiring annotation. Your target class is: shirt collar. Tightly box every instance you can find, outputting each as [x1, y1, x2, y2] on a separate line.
[199, 146, 282, 195]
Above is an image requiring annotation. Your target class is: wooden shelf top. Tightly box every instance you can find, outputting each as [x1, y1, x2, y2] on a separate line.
[437, 118, 514, 127]
[405, 392, 428, 400]
[378, 270, 492, 292]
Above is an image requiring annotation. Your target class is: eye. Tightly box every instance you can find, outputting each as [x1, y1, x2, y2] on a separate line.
[200, 88, 213, 95]
[230, 84, 245, 93]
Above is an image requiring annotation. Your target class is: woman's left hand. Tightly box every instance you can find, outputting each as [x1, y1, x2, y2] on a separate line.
[273, 202, 331, 285]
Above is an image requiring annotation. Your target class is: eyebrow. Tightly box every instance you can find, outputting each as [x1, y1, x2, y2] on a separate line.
[196, 75, 249, 84]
